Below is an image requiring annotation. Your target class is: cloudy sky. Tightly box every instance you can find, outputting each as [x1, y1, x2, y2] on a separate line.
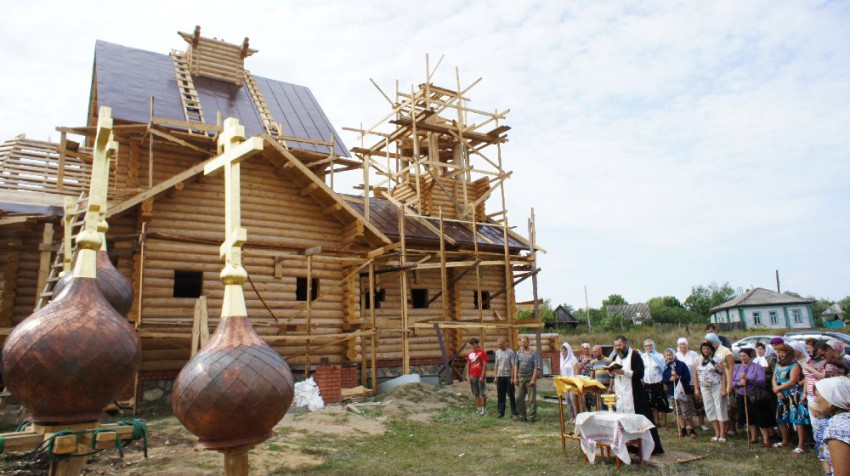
[1, 1, 848, 308]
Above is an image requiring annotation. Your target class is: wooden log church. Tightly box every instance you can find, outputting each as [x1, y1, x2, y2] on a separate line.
[0, 27, 543, 405]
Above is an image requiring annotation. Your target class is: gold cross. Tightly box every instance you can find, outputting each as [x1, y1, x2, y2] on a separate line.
[73, 106, 118, 278]
[204, 117, 263, 317]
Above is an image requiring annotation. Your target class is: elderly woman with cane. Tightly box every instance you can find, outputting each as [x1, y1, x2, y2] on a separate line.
[664, 348, 697, 438]
[733, 348, 773, 447]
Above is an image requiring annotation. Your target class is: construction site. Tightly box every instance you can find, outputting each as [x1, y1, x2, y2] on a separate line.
[0, 26, 550, 474]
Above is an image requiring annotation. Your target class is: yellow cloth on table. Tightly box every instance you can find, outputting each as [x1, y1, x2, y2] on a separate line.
[554, 376, 607, 397]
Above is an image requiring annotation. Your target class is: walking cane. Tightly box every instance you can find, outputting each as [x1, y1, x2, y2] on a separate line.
[671, 369, 682, 437]
[743, 384, 750, 446]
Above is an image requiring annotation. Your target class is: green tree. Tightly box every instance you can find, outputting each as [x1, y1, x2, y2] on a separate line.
[647, 295, 706, 324]
[601, 312, 633, 332]
[839, 296, 850, 317]
[812, 298, 834, 326]
[684, 282, 737, 318]
[602, 294, 628, 308]
[573, 308, 604, 327]
[517, 298, 554, 325]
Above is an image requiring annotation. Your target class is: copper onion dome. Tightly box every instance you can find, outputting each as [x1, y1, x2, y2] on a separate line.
[1, 276, 141, 423]
[171, 118, 293, 452]
[1, 106, 141, 424]
[172, 315, 294, 449]
[52, 250, 133, 316]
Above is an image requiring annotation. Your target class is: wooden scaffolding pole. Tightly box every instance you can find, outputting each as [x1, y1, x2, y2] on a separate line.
[471, 209, 484, 344]
[439, 209, 449, 323]
[398, 206, 410, 374]
[529, 208, 542, 354]
[369, 261, 377, 393]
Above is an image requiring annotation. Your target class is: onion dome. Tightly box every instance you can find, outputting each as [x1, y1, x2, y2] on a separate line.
[51, 251, 133, 316]
[172, 315, 294, 449]
[1, 268, 141, 423]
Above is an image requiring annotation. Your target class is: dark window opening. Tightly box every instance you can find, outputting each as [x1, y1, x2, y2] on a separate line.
[364, 288, 385, 310]
[296, 277, 320, 301]
[473, 291, 491, 310]
[173, 270, 203, 298]
[411, 289, 429, 309]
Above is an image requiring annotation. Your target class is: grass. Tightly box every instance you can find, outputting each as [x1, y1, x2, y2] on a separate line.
[271, 398, 821, 476]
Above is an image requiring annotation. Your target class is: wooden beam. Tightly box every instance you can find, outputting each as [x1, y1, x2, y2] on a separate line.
[148, 127, 210, 154]
[321, 203, 343, 215]
[299, 182, 320, 197]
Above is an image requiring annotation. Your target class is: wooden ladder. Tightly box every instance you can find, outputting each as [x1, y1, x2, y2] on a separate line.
[243, 70, 282, 139]
[35, 194, 87, 310]
[170, 50, 207, 133]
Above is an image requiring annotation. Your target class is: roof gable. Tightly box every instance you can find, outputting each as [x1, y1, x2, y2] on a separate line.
[710, 287, 815, 312]
[93, 40, 349, 157]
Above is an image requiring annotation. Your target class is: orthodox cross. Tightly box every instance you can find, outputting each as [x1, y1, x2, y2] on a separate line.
[74, 106, 118, 278]
[203, 117, 264, 317]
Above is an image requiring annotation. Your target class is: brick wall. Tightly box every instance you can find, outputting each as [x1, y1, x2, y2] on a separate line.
[545, 351, 560, 376]
[341, 365, 358, 389]
[314, 365, 342, 404]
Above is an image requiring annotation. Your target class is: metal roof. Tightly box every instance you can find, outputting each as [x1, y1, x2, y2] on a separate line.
[346, 196, 528, 252]
[710, 288, 815, 313]
[93, 40, 349, 157]
[606, 303, 651, 322]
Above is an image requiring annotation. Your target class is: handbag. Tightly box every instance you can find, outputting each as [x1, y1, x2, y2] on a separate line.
[747, 384, 770, 403]
[674, 381, 687, 402]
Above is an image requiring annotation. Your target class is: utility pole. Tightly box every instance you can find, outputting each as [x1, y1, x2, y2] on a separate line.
[584, 285, 591, 331]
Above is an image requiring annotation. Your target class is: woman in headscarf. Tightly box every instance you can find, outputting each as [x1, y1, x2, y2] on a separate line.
[642, 339, 671, 427]
[663, 348, 697, 438]
[814, 377, 850, 476]
[695, 341, 727, 442]
[559, 342, 579, 424]
[772, 343, 809, 453]
[733, 347, 774, 447]
[805, 341, 835, 472]
[706, 332, 735, 434]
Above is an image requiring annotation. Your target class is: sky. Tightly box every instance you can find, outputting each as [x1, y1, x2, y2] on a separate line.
[1, 1, 848, 309]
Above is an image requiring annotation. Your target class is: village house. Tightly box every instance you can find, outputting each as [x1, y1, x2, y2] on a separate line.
[709, 287, 815, 330]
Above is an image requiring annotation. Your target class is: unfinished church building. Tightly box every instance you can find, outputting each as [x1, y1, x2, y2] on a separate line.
[0, 28, 545, 405]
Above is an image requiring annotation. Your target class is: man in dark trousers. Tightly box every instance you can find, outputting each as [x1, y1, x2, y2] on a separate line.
[611, 335, 665, 455]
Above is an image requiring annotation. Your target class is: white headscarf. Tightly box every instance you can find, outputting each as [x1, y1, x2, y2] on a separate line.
[677, 337, 688, 346]
[815, 376, 850, 411]
[643, 339, 666, 370]
[788, 340, 810, 361]
[763, 344, 777, 359]
[560, 342, 577, 376]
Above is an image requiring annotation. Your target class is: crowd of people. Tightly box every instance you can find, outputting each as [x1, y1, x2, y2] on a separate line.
[465, 324, 850, 475]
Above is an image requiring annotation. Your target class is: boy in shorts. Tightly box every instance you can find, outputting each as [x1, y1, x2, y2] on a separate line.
[466, 337, 489, 415]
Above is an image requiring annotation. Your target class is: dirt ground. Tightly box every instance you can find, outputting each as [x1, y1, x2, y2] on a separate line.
[0, 382, 478, 475]
[0, 376, 822, 475]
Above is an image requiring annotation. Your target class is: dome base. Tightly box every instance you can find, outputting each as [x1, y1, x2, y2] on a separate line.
[195, 430, 275, 451]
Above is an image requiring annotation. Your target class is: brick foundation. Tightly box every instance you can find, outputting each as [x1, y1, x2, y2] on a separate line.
[545, 351, 560, 375]
[341, 364, 358, 389]
[313, 365, 342, 404]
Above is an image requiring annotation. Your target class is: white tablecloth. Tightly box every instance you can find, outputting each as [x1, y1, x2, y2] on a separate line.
[574, 411, 655, 465]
